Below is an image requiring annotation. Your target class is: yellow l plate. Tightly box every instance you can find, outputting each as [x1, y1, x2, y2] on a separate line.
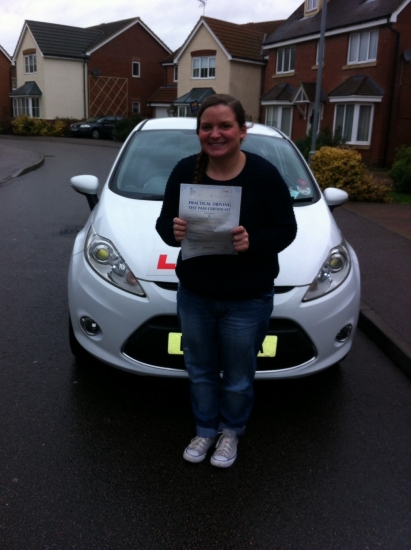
[167, 333, 277, 357]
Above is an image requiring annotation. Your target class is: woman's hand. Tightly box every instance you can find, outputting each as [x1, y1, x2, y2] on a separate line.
[232, 226, 249, 252]
[173, 218, 187, 242]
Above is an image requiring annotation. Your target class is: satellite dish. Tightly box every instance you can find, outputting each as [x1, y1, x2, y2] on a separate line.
[403, 49, 411, 63]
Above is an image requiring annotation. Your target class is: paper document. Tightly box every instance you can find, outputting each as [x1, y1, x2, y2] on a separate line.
[179, 183, 242, 260]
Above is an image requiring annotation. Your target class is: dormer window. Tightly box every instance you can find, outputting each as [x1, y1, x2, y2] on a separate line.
[306, 0, 318, 11]
[304, 0, 320, 16]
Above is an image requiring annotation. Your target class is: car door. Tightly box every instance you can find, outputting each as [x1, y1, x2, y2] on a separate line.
[101, 117, 116, 138]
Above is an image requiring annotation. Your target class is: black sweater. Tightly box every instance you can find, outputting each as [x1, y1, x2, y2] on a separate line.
[156, 152, 297, 300]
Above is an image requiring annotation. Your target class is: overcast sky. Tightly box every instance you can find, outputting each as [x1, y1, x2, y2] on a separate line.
[0, 0, 302, 57]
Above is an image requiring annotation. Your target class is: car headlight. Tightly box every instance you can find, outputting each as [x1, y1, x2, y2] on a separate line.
[80, 124, 91, 128]
[303, 241, 351, 302]
[85, 227, 146, 296]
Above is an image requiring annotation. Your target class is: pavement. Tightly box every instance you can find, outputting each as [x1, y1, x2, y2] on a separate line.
[1, 138, 410, 379]
[0, 139, 44, 183]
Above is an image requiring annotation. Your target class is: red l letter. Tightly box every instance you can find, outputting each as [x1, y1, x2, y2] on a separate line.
[157, 254, 176, 270]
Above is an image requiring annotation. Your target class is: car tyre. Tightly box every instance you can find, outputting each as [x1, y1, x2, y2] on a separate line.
[69, 316, 92, 362]
[91, 129, 100, 140]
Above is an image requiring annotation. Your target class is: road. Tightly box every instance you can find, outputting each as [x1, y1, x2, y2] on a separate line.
[0, 137, 410, 549]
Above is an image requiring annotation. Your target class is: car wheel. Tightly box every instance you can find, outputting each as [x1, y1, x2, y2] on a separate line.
[69, 317, 92, 361]
[91, 129, 100, 140]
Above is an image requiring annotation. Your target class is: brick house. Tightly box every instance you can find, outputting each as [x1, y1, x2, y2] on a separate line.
[0, 45, 12, 119]
[10, 18, 171, 120]
[262, 0, 411, 166]
[147, 49, 180, 118]
[164, 17, 284, 121]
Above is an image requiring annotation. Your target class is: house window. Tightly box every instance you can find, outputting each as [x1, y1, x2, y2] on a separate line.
[24, 54, 37, 74]
[132, 62, 140, 78]
[11, 78, 17, 90]
[132, 102, 140, 113]
[192, 56, 216, 79]
[276, 47, 296, 74]
[12, 97, 40, 118]
[348, 29, 378, 64]
[334, 103, 373, 144]
[306, 0, 318, 11]
[177, 106, 188, 117]
[174, 65, 178, 82]
[266, 106, 293, 137]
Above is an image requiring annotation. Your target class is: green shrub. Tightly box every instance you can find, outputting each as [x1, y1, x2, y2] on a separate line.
[113, 113, 143, 142]
[54, 117, 79, 137]
[11, 115, 65, 137]
[310, 147, 391, 203]
[295, 127, 345, 161]
[389, 146, 411, 195]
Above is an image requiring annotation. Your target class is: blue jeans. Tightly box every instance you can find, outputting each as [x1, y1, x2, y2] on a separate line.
[177, 284, 274, 438]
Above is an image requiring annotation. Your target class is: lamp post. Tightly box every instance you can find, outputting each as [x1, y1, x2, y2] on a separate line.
[309, 0, 328, 164]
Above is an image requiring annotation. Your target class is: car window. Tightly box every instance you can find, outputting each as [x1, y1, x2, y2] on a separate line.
[109, 129, 319, 204]
[110, 130, 201, 199]
[241, 135, 319, 203]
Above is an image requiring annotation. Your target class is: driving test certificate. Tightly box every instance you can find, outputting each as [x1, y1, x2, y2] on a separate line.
[179, 183, 242, 260]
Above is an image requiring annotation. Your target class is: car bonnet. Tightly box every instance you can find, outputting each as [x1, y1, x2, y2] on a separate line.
[91, 189, 344, 287]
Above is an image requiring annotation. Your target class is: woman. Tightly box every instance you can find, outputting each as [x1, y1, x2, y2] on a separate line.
[156, 94, 297, 468]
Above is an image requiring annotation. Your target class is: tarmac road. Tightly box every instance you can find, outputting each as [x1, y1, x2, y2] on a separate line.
[0, 136, 410, 549]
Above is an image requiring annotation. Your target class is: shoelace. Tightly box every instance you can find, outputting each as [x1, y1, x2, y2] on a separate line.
[215, 434, 236, 458]
[189, 437, 212, 452]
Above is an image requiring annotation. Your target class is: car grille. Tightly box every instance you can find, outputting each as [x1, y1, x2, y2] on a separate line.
[122, 315, 316, 371]
[154, 282, 294, 294]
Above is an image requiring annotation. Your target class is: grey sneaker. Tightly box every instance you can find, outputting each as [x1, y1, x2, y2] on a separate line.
[210, 431, 238, 468]
[183, 436, 216, 463]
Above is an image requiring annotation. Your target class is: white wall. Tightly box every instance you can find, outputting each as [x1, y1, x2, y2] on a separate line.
[15, 29, 85, 119]
[43, 57, 84, 119]
[229, 62, 263, 121]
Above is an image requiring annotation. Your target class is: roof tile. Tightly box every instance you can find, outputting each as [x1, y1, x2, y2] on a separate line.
[265, 0, 407, 45]
[204, 17, 280, 62]
[329, 74, 384, 97]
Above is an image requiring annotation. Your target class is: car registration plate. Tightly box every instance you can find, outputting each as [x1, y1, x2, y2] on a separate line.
[168, 333, 277, 357]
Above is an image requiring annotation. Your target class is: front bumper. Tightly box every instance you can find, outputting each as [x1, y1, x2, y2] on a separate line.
[70, 128, 92, 137]
[68, 245, 360, 379]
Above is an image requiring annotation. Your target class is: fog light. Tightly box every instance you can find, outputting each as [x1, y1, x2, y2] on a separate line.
[80, 316, 101, 336]
[335, 324, 352, 342]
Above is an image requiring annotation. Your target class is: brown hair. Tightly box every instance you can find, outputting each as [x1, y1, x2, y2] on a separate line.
[194, 94, 246, 184]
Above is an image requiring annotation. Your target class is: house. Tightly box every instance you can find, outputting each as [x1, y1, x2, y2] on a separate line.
[147, 49, 179, 118]
[10, 18, 171, 121]
[167, 17, 284, 120]
[0, 45, 12, 119]
[262, 0, 411, 166]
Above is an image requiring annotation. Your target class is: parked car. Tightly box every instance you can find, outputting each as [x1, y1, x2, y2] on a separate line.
[69, 116, 124, 140]
[68, 117, 361, 379]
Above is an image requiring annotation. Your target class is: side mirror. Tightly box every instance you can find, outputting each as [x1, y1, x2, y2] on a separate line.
[323, 187, 349, 211]
[70, 175, 99, 210]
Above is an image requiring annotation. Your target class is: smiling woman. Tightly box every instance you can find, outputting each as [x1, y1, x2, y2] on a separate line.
[156, 94, 298, 468]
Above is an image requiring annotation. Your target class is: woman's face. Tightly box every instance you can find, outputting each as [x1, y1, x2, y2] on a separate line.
[198, 104, 247, 161]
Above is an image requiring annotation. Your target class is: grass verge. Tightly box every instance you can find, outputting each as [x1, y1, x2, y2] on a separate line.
[388, 191, 411, 204]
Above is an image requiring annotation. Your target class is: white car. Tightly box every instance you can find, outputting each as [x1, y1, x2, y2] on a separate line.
[68, 117, 360, 379]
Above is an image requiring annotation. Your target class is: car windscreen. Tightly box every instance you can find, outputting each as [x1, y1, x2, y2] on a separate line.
[109, 129, 318, 204]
